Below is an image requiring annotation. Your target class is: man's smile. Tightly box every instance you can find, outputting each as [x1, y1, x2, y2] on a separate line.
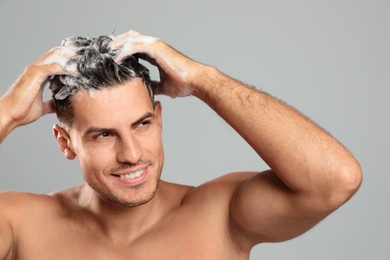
[110, 165, 150, 186]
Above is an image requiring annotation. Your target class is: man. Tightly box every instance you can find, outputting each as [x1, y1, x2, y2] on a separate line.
[0, 30, 362, 259]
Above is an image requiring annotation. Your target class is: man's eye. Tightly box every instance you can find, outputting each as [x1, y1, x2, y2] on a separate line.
[98, 132, 112, 138]
[139, 120, 150, 127]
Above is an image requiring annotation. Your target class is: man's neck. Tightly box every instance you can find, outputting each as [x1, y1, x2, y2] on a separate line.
[77, 183, 167, 244]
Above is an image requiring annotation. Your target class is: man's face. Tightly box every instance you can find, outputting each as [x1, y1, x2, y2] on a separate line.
[63, 79, 163, 207]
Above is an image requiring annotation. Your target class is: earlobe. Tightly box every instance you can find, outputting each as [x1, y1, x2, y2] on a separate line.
[53, 124, 76, 160]
[63, 148, 75, 160]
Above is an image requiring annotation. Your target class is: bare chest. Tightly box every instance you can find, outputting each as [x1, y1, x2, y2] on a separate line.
[14, 214, 245, 260]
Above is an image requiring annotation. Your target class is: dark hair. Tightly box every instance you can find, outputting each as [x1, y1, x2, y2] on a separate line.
[50, 35, 153, 126]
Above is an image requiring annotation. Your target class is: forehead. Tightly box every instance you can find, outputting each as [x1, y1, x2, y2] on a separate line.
[70, 79, 153, 129]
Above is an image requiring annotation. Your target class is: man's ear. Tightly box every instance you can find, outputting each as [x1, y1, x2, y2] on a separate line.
[53, 124, 76, 160]
[154, 101, 162, 128]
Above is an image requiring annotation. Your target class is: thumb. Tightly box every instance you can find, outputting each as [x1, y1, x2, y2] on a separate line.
[151, 80, 164, 96]
[43, 99, 55, 115]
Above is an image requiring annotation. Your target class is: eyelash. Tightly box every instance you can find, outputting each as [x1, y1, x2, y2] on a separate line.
[96, 132, 112, 139]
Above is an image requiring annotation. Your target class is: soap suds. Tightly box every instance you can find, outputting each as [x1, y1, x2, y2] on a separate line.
[43, 47, 78, 74]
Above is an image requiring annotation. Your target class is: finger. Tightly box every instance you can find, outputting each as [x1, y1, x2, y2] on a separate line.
[151, 80, 164, 95]
[113, 40, 138, 63]
[110, 30, 143, 49]
[42, 99, 55, 115]
[39, 46, 79, 76]
[113, 36, 159, 63]
[135, 53, 159, 67]
[37, 78, 49, 96]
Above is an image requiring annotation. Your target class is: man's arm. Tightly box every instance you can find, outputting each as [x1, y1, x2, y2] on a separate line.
[194, 69, 362, 247]
[0, 192, 20, 259]
[0, 46, 76, 143]
[0, 47, 76, 258]
[111, 31, 362, 248]
[0, 211, 13, 259]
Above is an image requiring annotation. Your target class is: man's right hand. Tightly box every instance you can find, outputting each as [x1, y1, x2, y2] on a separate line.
[0, 46, 76, 142]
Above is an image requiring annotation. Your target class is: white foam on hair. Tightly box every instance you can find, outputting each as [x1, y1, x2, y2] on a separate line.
[43, 55, 68, 68]
[64, 62, 78, 74]
[43, 48, 78, 74]
[61, 39, 79, 50]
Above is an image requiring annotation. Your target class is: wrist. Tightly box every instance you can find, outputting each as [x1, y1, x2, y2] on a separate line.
[0, 100, 17, 143]
[190, 65, 224, 101]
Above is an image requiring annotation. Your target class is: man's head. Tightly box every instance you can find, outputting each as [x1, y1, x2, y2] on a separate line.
[50, 35, 154, 127]
[51, 35, 164, 207]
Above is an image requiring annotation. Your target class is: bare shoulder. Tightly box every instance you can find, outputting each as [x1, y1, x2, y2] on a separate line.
[169, 171, 258, 214]
[49, 185, 82, 209]
[0, 190, 61, 208]
[0, 186, 81, 218]
[184, 172, 257, 200]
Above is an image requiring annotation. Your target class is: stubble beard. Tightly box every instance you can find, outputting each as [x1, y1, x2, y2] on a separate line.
[88, 162, 163, 208]
[97, 178, 161, 207]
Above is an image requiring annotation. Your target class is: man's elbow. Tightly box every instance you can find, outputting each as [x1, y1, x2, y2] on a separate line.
[341, 157, 363, 196]
[327, 157, 363, 210]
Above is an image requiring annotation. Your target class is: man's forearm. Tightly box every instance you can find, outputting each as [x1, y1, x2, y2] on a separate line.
[0, 104, 14, 144]
[192, 66, 361, 195]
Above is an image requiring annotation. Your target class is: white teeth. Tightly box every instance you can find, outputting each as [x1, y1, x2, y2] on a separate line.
[120, 170, 143, 180]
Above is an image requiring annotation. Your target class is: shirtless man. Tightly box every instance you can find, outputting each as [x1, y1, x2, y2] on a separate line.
[0, 30, 362, 259]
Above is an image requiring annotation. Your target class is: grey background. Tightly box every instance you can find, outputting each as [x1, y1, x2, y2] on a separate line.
[0, 0, 389, 259]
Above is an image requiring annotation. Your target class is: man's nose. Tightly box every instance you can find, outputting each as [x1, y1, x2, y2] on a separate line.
[116, 134, 143, 164]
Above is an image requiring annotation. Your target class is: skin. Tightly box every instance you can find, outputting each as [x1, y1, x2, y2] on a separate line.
[0, 31, 363, 259]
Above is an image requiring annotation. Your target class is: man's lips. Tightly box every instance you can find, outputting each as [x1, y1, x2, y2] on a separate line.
[109, 165, 150, 184]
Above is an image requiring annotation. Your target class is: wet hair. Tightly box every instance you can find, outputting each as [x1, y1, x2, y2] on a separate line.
[50, 35, 153, 126]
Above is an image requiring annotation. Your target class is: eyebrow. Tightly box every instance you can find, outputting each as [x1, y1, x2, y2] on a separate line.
[84, 112, 155, 136]
[132, 112, 155, 128]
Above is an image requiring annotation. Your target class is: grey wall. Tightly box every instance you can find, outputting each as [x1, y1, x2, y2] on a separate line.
[0, 0, 389, 259]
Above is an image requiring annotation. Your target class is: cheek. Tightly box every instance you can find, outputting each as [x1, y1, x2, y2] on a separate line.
[76, 146, 115, 175]
[144, 130, 163, 154]
[151, 136, 164, 166]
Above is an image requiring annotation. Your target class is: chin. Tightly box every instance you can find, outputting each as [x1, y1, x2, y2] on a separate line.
[97, 179, 160, 208]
